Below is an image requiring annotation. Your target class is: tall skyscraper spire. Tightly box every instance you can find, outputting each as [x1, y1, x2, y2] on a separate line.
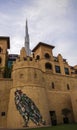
[24, 19, 30, 56]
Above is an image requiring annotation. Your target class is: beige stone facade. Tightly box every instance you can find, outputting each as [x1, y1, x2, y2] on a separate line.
[0, 38, 77, 128]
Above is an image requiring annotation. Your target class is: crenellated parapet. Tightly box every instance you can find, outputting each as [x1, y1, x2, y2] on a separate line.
[12, 51, 45, 88]
[13, 55, 40, 70]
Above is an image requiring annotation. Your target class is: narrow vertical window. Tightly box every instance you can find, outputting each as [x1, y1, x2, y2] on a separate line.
[52, 82, 55, 89]
[0, 57, 2, 64]
[0, 47, 2, 53]
[67, 84, 70, 90]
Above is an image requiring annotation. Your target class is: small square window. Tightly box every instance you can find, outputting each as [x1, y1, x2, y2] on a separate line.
[1, 112, 6, 116]
[65, 68, 69, 75]
[55, 65, 61, 73]
[75, 70, 77, 74]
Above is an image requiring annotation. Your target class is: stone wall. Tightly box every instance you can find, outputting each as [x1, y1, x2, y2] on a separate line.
[0, 78, 12, 127]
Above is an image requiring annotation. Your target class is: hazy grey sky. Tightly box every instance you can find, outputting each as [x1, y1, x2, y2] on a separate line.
[0, 0, 77, 66]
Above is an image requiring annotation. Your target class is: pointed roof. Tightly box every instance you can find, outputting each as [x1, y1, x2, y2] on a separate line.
[25, 19, 29, 37]
[32, 42, 55, 52]
[25, 19, 29, 43]
[24, 19, 30, 56]
[0, 36, 10, 49]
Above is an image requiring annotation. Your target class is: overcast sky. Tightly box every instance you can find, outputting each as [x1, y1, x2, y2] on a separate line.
[0, 0, 77, 66]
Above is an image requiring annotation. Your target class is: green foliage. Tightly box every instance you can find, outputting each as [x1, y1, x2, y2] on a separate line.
[62, 108, 71, 117]
[0, 67, 4, 72]
[0, 67, 4, 78]
[23, 124, 77, 130]
[3, 65, 12, 78]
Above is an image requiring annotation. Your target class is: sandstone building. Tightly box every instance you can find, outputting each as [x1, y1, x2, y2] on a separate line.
[0, 22, 77, 128]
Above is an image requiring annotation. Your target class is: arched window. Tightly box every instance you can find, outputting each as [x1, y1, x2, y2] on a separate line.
[0, 57, 2, 64]
[44, 53, 50, 59]
[45, 62, 52, 69]
[36, 55, 40, 60]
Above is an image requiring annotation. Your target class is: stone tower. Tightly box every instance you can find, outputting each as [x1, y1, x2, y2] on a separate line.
[7, 48, 50, 128]
[7, 25, 50, 128]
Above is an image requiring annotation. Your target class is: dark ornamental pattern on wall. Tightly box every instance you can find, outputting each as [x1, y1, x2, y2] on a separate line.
[14, 89, 46, 127]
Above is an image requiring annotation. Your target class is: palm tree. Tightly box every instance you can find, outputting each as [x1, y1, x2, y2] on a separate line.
[62, 108, 71, 117]
[62, 108, 71, 124]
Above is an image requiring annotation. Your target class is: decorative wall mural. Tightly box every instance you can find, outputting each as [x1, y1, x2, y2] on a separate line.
[14, 89, 46, 127]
